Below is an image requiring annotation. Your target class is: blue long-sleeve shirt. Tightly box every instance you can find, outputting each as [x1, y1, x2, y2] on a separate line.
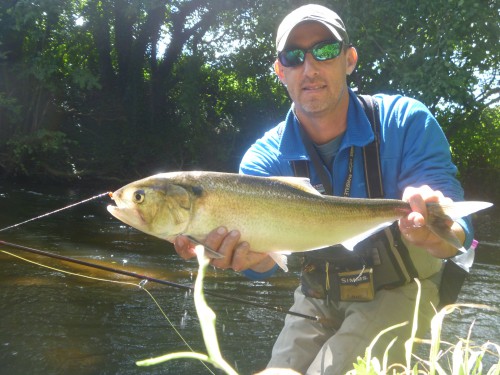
[239, 88, 473, 279]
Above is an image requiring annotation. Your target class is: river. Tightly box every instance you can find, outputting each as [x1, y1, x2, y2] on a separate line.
[0, 182, 498, 374]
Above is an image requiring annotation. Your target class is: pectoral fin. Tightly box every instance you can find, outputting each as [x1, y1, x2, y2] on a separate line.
[341, 221, 394, 250]
[269, 252, 289, 272]
[184, 235, 224, 259]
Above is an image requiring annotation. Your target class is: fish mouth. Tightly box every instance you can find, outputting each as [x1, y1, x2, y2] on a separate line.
[107, 190, 128, 211]
[107, 191, 145, 229]
[107, 204, 131, 222]
[107, 191, 119, 216]
[107, 204, 149, 232]
[107, 192, 123, 218]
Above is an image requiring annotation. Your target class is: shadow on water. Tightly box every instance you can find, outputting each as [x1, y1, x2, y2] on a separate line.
[0, 183, 498, 374]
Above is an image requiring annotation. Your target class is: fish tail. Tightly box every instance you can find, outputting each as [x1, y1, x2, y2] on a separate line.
[426, 201, 493, 251]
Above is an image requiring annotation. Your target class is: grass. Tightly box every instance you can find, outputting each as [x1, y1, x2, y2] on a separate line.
[136, 245, 237, 374]
[348, 301, 500, 374]
[136, 252, 500, 375]
[347, 280, 500, 375]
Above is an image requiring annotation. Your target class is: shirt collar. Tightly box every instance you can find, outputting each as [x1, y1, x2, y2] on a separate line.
[278, 88, 375, 160]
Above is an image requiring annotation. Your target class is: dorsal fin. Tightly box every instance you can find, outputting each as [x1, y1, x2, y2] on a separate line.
[268, 176, 321, 195]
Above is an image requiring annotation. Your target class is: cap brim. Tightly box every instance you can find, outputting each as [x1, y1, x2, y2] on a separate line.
[277, 20, 345, 52]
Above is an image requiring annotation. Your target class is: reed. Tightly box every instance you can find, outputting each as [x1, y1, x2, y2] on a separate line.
[136, 245, 237, 374]
[137, 256, 500, 375]
[346, 280, 500, 375]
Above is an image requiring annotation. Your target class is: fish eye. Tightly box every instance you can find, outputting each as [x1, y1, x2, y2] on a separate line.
[133, 190, 145, 204]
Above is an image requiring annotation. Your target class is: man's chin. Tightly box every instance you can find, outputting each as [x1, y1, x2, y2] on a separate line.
[297, 101, 330, 115]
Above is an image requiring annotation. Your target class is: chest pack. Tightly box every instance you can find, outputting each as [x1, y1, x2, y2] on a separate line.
[291, 95, 421, 302]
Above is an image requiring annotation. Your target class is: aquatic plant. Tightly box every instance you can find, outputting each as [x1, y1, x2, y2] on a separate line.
[347, 281, 500, 375]
[136, 245, 238, 375]
[136, 253, 500, 375]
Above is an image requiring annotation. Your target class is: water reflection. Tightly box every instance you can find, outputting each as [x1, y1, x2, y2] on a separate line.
[0, 183, 498, 374]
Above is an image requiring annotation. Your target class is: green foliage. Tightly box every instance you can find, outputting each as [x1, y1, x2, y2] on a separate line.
[0, 0, 498, 188]
[342, 0, 499, 112]
[2, 130, 76, 179]
[446, 107, 500, 202]
[449, 107, 500, 170]
[0, 92, 22, 124]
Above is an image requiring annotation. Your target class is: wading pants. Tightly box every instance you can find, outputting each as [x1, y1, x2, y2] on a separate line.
[267, 279, 439, 375]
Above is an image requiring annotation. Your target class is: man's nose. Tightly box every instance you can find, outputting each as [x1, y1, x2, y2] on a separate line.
[302, 53, 320, 77]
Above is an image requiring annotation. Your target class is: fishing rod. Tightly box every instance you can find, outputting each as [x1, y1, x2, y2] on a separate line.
[0, 239, 330, 325]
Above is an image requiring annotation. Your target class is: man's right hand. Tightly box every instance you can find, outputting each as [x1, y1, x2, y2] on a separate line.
[173, 227, 274, 272]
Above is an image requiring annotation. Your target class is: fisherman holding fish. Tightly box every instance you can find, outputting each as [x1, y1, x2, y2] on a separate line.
[110, 4, 486, 375]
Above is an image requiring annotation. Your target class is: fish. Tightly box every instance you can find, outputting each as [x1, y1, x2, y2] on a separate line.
[107, 171, 492, 271]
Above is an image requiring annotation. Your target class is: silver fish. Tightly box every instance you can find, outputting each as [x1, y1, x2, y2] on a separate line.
[107, 171, 492, 270]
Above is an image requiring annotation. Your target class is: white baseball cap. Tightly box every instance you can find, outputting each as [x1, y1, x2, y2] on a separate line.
[276, 4, 349, 52]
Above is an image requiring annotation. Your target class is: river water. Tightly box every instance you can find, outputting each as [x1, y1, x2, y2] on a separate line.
[0, 183, 498, 374]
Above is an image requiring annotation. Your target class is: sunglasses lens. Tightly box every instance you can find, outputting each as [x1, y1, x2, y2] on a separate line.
[279, 41, 343, 67]
[279, 49, 304, 67]
[313, 41, 341, 61]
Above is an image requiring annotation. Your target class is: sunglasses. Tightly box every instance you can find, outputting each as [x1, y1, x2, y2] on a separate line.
[278, 40, 344, 67]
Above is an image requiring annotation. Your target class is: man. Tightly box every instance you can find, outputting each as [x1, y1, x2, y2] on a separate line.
[175, 4, 473, 374]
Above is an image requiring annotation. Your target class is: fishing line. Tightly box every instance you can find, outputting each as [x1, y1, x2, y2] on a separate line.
[137, 284, 215, 374]
[0, 240, 326, 324]
[0, 249, 216, 375]
[0, 191, 110, 232]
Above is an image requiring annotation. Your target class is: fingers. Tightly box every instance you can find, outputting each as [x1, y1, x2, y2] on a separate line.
[173, 227, 230, 260]
[174, 227, 270, 272]
[209, 228, 241, 269]
[399, 187, 428, 236]
[208, 228, 268, 271]
[231, 243, 269, 272]
[401, 185, 448, 227]
[174, 235, 196, 260]
[402, 185, 450, 206]
[399, 185, 453, 247]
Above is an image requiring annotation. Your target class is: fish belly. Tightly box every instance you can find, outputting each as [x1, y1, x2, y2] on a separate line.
[185, 192, 402, 254]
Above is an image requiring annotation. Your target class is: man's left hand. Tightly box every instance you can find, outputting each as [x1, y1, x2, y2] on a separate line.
[399, 185, 463, 258]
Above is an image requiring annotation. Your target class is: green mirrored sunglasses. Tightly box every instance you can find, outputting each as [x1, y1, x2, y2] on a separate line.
[278, 40, 343, 67]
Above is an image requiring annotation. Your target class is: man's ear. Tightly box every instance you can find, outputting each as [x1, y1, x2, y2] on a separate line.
[346, 47, 358, 75]
[274, 59, 286, 83]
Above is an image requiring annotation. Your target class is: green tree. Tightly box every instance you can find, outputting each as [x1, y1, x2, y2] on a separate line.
[449, 106, 500, 202]
[0, 0, 94, 178]
[0, 0, 498, 190]
[341, 0, 499, 111]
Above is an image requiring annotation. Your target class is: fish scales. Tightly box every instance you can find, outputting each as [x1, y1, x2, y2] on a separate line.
[108, 172, 412, 254]
[107, 171, 492, 268]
